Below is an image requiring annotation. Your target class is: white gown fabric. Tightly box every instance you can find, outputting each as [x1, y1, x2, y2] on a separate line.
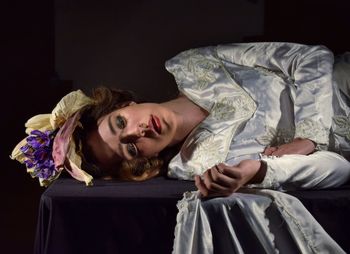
[165, 42, 350, 253]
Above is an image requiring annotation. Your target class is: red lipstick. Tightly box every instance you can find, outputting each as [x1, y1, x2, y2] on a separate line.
[151, 115, 162, 134]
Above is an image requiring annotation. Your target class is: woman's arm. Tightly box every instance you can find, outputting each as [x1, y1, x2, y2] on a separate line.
[263, 137, 316, 156]
[195, 151, 350, 197]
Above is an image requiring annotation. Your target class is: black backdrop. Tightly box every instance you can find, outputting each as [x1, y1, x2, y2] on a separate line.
[2, 0, 350, 253]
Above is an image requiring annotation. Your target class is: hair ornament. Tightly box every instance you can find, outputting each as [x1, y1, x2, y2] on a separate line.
[10, 90, 95, 187]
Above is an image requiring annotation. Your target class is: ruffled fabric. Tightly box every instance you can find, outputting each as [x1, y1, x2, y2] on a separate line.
[172, 190, 345, 254]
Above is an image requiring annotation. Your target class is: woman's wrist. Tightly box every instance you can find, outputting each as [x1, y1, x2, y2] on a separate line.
[247, 160, 267, 184]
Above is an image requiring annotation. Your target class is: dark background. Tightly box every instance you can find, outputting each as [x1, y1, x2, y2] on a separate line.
[1, 0, 350, 253]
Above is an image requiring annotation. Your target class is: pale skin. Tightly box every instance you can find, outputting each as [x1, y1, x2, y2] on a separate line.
[90, 94, 316, 198]
[89, 94, 208, 169]
[195, 138, 316, 198]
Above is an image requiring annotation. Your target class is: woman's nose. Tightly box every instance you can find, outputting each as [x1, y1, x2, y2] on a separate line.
[138, 123, 148, 132]
[120, 123, 149, 142]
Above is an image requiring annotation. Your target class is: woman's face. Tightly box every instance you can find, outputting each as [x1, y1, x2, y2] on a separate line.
[88, 102, 179, 167]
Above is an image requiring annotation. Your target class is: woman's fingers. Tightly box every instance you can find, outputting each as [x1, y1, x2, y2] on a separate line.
[194, 175, 209, 197]
[266, 139, 316, 157]
[216, 163, 243, 180]
[195, 165, 241, 197]
[195, 160, 263, 198]
[263, 146, 278, 155]
[195, 176, 232, 198]
[210, 165, 236, 187]
[203, 169, 231, 192]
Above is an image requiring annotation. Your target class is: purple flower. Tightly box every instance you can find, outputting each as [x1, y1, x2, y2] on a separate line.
[33, 147, 51, 162]
[27, 130, 52, 149]
[20, 129, 58, 180]
[34, 159, 56, 179]
[24, 159, 35, 169]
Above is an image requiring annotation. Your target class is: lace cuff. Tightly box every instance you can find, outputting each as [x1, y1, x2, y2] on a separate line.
[294, 119, 329, 150]
[246, 155, 280, 190]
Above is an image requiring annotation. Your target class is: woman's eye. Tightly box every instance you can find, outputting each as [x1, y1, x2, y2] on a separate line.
[126, 143, 138, 157]
[116, 115, 126, 129]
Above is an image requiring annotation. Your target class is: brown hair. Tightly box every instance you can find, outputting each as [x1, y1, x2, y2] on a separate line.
[73, 86, 167, 181]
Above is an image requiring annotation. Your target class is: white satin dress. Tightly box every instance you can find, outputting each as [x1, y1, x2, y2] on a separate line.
[165, 42, 350, 253]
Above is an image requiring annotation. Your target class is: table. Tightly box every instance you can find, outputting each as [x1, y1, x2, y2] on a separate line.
[34, 177, 196, 254]
[34, 177, 350, 254]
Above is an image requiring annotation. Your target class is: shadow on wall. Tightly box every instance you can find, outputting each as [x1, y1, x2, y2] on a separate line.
[55, 0, 265, 102]
[258, 0, 350, 55]
[55, 0, 350, 102]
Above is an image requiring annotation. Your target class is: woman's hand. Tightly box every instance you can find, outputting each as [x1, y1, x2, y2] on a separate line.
[194, 160, 265, 198]
[263, 138, 316, 157]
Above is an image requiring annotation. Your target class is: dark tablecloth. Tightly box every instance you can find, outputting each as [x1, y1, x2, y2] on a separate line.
[34, 177, 350, 254]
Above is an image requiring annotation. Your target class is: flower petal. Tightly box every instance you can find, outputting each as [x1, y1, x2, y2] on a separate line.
[25, 114, 52, 134]
[65, 159, 93, 186]
[50, 90, 94, 129]
[10, 138, 28, 162]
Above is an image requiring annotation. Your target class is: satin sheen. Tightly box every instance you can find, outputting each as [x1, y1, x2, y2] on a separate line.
[165, 42, 350, 253]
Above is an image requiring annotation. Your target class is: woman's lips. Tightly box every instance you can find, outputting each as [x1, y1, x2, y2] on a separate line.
[150, 115, 162, 135]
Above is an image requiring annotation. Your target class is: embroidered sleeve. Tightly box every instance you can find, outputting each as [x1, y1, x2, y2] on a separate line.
[295, 119, 329, 150]
[217, 42, 334, 149]
[165, 47, 257, 179]
[247, 152, 350, 191]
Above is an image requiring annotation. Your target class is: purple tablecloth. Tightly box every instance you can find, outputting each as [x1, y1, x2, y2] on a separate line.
[34, 177, 350, 254]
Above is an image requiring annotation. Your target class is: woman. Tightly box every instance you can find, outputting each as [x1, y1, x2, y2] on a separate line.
[12, 42, 350, 190]
[85, 42, 350, 195]
[11, 42, 350, 252]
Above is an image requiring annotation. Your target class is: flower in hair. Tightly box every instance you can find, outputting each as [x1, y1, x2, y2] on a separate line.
[20, 130, 58, 180]
[11, 90, 95, 187]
